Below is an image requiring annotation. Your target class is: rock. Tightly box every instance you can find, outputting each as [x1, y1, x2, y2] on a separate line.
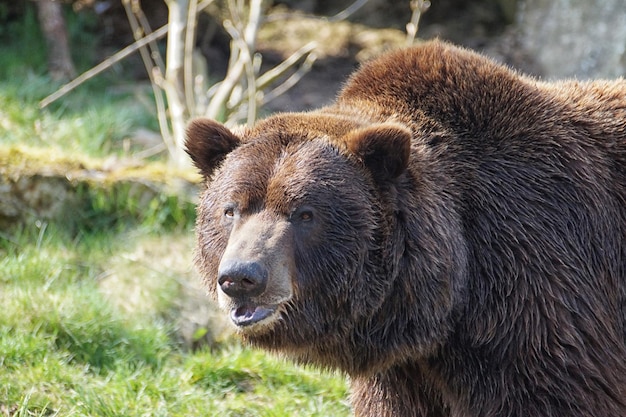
[0, 172, 77, 229]
[517, 0, 626, 79]
[0, 146, 198, 230]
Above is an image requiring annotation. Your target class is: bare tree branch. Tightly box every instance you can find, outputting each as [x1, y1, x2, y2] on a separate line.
[122, 0, 173, 154]
[184, 0, 199, 114]
[164, 0, 190, 167]
[40, 0, 345, 167]
[39, 24, 170, 109]
[406, 0, 431, 45]
[205, 0, 265, 124]
[260, 48, 317, 106]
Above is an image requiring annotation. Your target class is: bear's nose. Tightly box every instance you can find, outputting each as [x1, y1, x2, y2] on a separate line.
[218, 260, 268, 299]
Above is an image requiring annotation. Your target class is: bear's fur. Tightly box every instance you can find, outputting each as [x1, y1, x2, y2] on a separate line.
[185, 40, 626, 417]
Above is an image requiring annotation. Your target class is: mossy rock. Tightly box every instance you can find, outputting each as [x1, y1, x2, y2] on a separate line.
[0, 145, 200, 231]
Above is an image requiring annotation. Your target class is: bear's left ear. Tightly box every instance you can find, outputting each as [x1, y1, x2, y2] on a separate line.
[344, 123, 412, 182]
[185, 118, 241, 178]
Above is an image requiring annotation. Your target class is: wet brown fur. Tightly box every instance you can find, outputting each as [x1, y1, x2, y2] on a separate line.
[186, 40, 626, 416]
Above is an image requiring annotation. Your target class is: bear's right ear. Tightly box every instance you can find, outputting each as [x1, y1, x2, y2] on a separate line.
[344, 123, 412, 182]
[185, 118, 241, 178]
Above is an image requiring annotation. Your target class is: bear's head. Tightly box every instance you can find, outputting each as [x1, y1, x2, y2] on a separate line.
[185, 114, 447, 373]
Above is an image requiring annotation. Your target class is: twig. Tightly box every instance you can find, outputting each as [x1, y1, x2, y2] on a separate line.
[406, 0, 431, 45]
[204, 37, 246, 120]
[39, 24, 170, 108]
[184, 0, 199, 115]
[242, 0, 262, 125]
[205, 0, 264, 121]
[255, 41, 317, 89]
[163, 0, 190, 167]
[224, 42, 317, 112]
[265, 0, 369, 23]
[122, 0, 173, 152]
[243, 0, 262, 50]
[260, 50, 317, 106]
[328, 0, 369, 22]
[131, 0, 166, 72]
[222, 0, 263, 125]
[40, 0, 216, 109]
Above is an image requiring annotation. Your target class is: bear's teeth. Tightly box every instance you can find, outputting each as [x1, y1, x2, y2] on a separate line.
[231, 304, 275, 327]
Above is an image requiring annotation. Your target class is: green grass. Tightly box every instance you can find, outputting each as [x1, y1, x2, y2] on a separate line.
[0, 224, 350, 417]
[0, 6, 350, 416]
[0, 3, 158, 160]
[0, 69, 158, 159]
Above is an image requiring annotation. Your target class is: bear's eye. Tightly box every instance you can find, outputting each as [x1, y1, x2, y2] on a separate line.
[291, 207, 315, 223]
[299, 210, 314, 222]
[223, 204, 237, 219]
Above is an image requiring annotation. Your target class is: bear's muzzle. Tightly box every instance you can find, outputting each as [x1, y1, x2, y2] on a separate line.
[216, 212, 295, 331]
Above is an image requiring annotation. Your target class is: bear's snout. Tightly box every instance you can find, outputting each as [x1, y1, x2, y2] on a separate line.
[218, 259, 268, 299]
[213, 214, 296, 329]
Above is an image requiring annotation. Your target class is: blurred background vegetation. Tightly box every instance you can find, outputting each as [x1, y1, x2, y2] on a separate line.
[0, 0, 624, 415]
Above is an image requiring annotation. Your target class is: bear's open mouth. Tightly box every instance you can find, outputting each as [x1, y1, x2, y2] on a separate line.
[230, 303, 277, 327]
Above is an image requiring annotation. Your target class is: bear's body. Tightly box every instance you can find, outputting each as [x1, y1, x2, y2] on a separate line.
[185, 40, 626, 416]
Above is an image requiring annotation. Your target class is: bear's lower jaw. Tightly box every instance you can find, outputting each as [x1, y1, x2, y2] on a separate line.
[230, 303, 278, 328]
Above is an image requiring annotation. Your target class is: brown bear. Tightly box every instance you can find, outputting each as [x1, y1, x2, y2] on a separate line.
[185, 40, 626, 417]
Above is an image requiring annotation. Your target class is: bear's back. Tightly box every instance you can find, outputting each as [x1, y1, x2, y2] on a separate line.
[339, 40, 626, 342]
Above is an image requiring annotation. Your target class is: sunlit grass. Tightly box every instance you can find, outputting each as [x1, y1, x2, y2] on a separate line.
[0, 224, 350, 417]
[0, 5, 157, 160]
[0, 74, 157, 159]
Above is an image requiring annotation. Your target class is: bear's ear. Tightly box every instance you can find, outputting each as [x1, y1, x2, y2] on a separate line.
[344, 123, 412, 182]
[185, 118, 241, 178]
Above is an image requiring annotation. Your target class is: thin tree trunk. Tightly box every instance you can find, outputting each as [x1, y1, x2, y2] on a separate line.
[164, 0, 189, 168]
[36, 0, 77, 81]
